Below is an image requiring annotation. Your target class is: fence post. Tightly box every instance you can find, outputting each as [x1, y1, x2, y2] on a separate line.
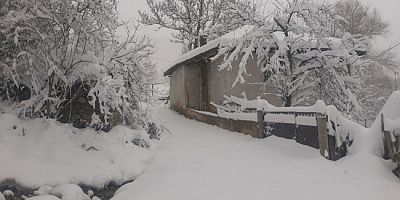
[316, 113, 329, 159]
[257, 111, 265, 139]
[382, 113, 390, 159]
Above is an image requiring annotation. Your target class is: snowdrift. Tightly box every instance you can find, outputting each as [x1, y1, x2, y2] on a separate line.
[216, 96, 365, 144]
[0, 113, 159, 189]
[367, 91, 400, 156]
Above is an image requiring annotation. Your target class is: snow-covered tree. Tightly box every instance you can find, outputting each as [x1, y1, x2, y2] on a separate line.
[331, 0, 389, 38]
[329, 0, 398, 125]
[0, 0, 155, 129]
[139, 0, 259, 51]
[215, 0, 369, 114]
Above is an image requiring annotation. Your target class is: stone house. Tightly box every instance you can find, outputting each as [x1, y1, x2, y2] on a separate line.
[164, 26, 367, 114]
[164, 26, 282, 114]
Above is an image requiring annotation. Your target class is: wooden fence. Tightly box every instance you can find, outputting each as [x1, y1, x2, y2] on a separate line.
[257, 111, 347, 161]
[381, 113, 400, 164]
[180, 107, 348, 161]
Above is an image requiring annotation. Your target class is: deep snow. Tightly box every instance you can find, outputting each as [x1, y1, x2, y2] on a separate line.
[112, 106, 400, 200]
[1, 99, 400, 199]
[0, 113, 157, 189]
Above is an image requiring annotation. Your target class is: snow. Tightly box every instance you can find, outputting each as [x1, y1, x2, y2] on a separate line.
[218, 111, 257, 121]
[223, 96, 327, 113]
[47, 184, 90, 200]
[26, 195, 61, 200]
[87, 190, 94, 197]
[363, 91, 400, 155]
[111, 106, 400, 200]
[164, 25, 254, 73]
[384, 118, 400, 136]
[25, 183, 105, 200]
[35, 186, 54, 196]
[0, 113, 159, 188]
[371, 91, 400, 131]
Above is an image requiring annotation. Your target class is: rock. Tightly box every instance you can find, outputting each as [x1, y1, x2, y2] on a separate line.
[34, 185, 53, 196]
[57, 81, 123, 132]
[2, 190, 14, 197]
[50, 184, 90, 200]
[87, 190, 94, 197]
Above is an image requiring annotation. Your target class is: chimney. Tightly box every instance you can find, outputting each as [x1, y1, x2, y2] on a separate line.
[199, 34, 208, 47]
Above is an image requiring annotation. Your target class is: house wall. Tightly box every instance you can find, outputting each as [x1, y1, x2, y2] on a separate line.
[207, 55, 282, 112]
[169, 52, 283, 113]
[185, 63, 202, 110]
[169, 63, 203, 112]
[170, 65, 187, 112]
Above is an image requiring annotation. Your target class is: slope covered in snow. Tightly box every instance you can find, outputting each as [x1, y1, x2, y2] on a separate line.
[0, 113, 159, 189]
[112, 106, 400, 200]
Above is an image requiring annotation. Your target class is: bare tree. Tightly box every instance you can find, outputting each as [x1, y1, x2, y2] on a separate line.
[331, 0, 389, 38]
[139, 0, 259, 51]
[330, 0, 399, 125]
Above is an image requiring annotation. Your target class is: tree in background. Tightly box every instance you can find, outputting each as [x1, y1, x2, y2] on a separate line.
[139, 0, 260, 51]
[331, 0, 399, 125]
[331, 0, 389, 38]
[216, 0, 369, 114]
[0, 0, 155, 130]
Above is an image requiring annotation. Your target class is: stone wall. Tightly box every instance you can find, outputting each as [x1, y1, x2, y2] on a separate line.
[182, 108, 260, 138]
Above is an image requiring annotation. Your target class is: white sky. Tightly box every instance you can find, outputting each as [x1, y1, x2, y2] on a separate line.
[117, 0, 400, 70]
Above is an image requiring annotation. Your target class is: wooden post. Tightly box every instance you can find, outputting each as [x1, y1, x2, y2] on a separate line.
[384, 130, 395, 159]
[200, 61, 209, 111]
[382, 113, 390, 159]
[317, 113, 329, 159]
[257, 111, 265, 139]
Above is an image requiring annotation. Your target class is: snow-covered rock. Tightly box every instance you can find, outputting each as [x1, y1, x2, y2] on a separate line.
[34, 185, 54, 196]
[26, 195, 61, 200]
[2, 190, 14, 197]
[49, 184, 90, 200]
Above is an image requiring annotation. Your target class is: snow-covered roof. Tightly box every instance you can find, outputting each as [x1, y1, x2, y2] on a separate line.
[164, 25, 255, 76]
[164, 25, 367, 76]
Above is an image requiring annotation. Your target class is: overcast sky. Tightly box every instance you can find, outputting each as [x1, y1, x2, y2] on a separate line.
[117, 0, 400, 70]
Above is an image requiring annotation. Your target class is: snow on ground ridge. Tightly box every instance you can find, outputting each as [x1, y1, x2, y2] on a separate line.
[0, 112, 158, 189]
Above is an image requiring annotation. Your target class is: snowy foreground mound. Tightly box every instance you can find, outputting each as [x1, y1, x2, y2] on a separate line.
[0, 113, 158, 189]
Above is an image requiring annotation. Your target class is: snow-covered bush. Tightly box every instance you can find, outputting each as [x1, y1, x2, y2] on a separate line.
[0, 0, 155, 130]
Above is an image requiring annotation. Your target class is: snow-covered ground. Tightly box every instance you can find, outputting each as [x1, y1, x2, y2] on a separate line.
[112, 106, 400, 200]
[1, 98, 400, 200]
[0, 113, 158, 189]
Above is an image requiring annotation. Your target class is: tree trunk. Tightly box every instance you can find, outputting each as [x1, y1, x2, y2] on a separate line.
[46, 71, 55, 118]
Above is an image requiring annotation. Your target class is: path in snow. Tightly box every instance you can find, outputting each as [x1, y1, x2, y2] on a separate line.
[112, 106, 400, 200]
